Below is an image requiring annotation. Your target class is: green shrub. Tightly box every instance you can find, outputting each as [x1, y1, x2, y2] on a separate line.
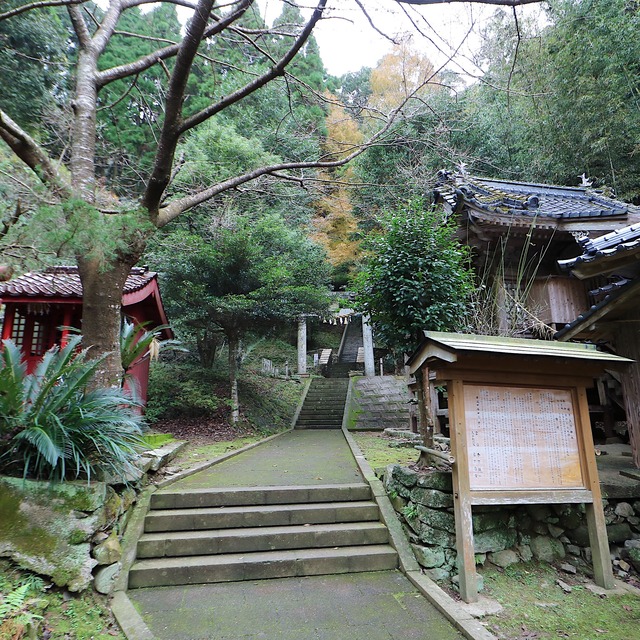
[146, 357, 302, 432]
[0, 337, 145, 482]
[146, 361, 228, 422]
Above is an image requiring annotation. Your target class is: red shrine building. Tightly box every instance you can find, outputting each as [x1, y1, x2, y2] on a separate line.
[0, 265, 171, 404]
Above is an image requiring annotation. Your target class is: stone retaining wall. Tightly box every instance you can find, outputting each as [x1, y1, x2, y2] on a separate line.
[348, 376, 412, 431]
[383, 464, 640, 584]
[0, 441, 184, 593]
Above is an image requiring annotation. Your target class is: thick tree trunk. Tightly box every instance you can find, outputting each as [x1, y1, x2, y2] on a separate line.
[228, 332, 240, 424]
[77, 256, 135, 388]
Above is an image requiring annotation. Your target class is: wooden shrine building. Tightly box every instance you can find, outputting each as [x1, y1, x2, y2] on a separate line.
[433, 171, 640, 334]
[433, 172, 640, 467]
[556, 222, 640, 467]
[0, 265, 171, 404]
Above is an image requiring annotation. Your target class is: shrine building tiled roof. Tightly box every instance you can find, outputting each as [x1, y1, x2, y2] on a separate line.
[554, 220, 640, 340]
[558, 221, 640, 271]
[434, 171, 639, 223]
[0, 265, 156, 299]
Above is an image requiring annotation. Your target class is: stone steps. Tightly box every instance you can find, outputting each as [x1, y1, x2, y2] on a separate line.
[295, 420, 345, 429]
[137, 522, 390, 558]
[129, 545, 398, 588]
[144, 501, 380, 532]
[294, 378, 349, 430]
[151, 483, 371, 509]
[129, 483, 398, 589]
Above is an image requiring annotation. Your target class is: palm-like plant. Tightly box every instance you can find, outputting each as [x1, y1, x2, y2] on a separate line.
[0, 336, 145, 482]
[120, 320, 184, 372]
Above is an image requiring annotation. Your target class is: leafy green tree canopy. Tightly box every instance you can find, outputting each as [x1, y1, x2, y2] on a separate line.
[160, 213, 331, 422]
[354, 199, 474, 356]
[163, 214, 331, 333]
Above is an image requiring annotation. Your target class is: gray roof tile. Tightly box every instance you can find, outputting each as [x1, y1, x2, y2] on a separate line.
[0, 266, 156, 299]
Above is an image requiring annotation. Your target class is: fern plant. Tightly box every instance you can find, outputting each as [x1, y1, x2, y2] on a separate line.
[0, 336, 145, 482]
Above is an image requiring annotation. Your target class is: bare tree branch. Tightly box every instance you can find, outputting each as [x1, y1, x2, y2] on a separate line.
[96, 1, 247, 87]
[354, 0, 400, 45]
[398, 0, 542, 6]
[0, 0, 87, 22]
[179, 0, 328, 134]
[155, 98, 415, 226]
[0, 109, 70, 198]
[142, 0, 253, 215]
[67, 4, 92, 49]
[122, 0, 197, 8]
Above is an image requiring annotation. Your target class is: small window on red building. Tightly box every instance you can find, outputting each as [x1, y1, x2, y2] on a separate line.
[31, 320, 46, 355]
[11, 310, 47, 356]
[10, 311, 26, 344]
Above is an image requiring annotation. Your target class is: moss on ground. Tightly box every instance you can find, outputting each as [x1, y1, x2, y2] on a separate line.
[351, 432, 419, 470]
[170, 436, 264, 470]
[480, 562, 640, 640]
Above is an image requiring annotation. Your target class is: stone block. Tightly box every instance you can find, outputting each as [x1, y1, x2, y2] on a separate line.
[517, 544, 533, 562]
[93, 562, 121, 595]
[405, 515, 456, 548]
[0, 477, 104, 591]
[474, 528, 517, 554]
[416, 471, 453, 492]
[548, 524, 564, 539]
[411, 544, 445, 568]
[389, 464, 418, 488]
[426, 567, 451, 581]
[410, 487, 453, 509]
[488, 550, 519, 568]
[416, 505, 455, 532]
[530, 536, 565, 562]
[92, 532, 122, 565]
[567, 525, 590, 547]
[473, 510, 512, 534]
[626, 547, 640, 572]
[606, 522, 633, 544]
[389, 494, 408, 512]
[452, 573, 484, 592]
[615, 502, 635, 518]
[560, 509, 583, 531]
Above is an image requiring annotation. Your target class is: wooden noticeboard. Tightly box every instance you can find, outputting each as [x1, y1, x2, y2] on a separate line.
[464, 385, 584, 491]
[407, 332, 632, 604]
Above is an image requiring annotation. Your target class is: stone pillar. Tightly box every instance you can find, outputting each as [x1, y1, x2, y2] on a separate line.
[297, 316, 307, 375]
[362, 314, 375, 377]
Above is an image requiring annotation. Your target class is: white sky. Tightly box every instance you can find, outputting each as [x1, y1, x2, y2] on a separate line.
[258, 0, 534, 78]
[95, 1, 545, 79]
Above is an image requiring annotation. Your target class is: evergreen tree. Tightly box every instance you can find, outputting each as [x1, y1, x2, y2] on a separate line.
[160, 215, 330, 422]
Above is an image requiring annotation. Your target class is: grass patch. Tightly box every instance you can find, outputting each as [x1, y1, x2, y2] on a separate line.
[170, 436, 264, 469]
[480, 562, 640, 640]
[141, 433, 175, 448]
[0, 560, 124, 640]
[351, 432, 419, 470]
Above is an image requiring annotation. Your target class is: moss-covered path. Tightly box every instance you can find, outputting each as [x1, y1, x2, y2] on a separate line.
[126, 430, 467, 640]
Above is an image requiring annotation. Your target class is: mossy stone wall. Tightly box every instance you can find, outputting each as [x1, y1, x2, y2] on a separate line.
[383, 464, 640, 583]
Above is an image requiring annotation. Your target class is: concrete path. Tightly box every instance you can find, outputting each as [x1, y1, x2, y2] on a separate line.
[130, 571, 464, 640]
[167, 430, 362, 489]
[125, 430, 468, 640]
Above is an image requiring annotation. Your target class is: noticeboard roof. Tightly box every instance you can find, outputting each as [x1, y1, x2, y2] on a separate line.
[407, 331, 633, 374]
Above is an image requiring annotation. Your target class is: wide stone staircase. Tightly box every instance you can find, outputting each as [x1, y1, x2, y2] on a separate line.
[294, 378, 349, 429]
[128, 483, 398, 588]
